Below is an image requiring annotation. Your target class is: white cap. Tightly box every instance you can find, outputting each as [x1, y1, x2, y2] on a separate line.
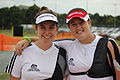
[35, 13, 58, 24]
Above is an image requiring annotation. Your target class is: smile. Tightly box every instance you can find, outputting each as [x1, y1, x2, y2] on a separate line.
[42, 35, 53, 39]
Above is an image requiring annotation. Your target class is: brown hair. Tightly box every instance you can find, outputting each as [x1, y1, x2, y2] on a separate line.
[35, 6, 57, 19]
[34, 6, 58, 30]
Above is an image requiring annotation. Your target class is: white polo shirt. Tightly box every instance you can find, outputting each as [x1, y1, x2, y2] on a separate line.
[6, 43, 59, 80]
[55, 35, 113, 80]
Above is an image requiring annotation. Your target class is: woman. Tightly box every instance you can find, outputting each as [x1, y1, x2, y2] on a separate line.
[5, 6, 67, 80]
[15, 8, 120, 80]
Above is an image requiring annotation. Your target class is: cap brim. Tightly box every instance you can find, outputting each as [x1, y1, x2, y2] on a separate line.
[35, 13, 58, 24]
[66, 14, 89, 23]
[36, 17, 58, 24]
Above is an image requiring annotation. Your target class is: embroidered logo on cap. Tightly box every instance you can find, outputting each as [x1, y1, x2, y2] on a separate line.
[68, 12, 84, 17]
[38, 15, 55, 19]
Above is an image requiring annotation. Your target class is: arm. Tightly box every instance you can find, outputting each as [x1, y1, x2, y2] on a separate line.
[64, 75, 68, 80]
[107, 40, 120, 80]
[10, 75, 20, 80]
[30, 37, 38, 42]
[16, 37, 38, 55]
[5, 52, 22, 80]
[108, 40, 120, 80]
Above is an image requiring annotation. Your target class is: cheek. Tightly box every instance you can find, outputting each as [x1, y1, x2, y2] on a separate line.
[70, 27, 75, 33]
[52, 30, 58, 37]
[53, 31, 58, 36]
[85, 25, 91, 32]
[54, 28, 58, 34]
[36, 30, 43, 36]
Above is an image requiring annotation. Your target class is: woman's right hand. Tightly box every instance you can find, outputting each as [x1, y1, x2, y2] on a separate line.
[15, 39, 30, 55]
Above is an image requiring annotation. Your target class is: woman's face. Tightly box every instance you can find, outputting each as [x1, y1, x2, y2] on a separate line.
[68, 17, 92, 41]
[36, 21, 58, 43]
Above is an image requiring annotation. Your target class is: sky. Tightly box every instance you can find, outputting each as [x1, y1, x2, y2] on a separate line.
[0, 0, 120, 16]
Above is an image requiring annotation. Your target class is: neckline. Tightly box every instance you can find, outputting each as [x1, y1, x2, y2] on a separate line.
[76, 35, 101, 45]
[32, 43, 56, 55]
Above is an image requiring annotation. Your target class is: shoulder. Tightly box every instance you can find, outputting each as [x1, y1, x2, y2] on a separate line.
[22, 43, 36, 55]
[107, 38, 120, 60]
[107, 38, 118, 50]
[54, 39, 75, 44]
[55, 45, 66, 53]
[54, 39, 76, 47]
[55, 45, 67, 58]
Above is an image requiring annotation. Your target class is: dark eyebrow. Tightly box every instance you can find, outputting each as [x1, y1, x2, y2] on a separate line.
[70, 19, 84, 24]
[50, 23, 56, 26]
[38, 23, 44, 26]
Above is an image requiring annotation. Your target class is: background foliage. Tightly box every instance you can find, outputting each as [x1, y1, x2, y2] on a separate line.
[0, 4, 120, 29]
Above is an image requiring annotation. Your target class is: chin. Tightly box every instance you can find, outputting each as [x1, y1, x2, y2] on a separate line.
[77, 36, 86, 41]
[78, 38, 85, 41]
[45, 38, 54, 42]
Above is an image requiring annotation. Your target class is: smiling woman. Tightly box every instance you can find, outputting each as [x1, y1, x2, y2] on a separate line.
[5, 6, 68, 80]
[14, 7, 120, 80]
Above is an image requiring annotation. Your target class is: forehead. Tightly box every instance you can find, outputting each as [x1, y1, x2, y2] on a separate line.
[39, 20, 57, 25]
[69, 17, 84, 24]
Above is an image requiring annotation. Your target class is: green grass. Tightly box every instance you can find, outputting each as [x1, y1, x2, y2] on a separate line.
[0, 73, 9, 80]
[116, 40, 120, 46]
[0, 30, 13, 36]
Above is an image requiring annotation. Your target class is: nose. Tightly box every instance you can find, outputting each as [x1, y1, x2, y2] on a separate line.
[76, 24, 82, 29]
[44, 29, 51, 34]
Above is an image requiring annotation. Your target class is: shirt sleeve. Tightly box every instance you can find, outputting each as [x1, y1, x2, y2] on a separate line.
[5, 52, 22, 78]
[54, 40, 72, 49]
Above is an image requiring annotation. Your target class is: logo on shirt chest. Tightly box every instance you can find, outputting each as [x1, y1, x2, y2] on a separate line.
[28, 64, 40, 72]
[68, 58, 75, 66]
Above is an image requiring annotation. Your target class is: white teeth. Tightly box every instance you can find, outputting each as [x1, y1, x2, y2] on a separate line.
[45, 37, 50, 39]
[43, 36, 52, 39]
[77, 30, 82, 34]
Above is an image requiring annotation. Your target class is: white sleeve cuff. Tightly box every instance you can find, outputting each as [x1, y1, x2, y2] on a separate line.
[113, 60, 120, 71]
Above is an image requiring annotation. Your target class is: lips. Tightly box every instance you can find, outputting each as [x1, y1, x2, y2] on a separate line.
[76, 30, 84, 34]
[42, 35, 53, 39]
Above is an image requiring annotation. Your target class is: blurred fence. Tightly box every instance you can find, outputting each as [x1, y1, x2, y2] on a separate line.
[0, 34, 22, 51]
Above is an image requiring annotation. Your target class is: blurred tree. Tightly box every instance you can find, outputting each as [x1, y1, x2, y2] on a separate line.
[0, 7, 10, 29]
[0, 5, 120, 29]
[57, 13, 67, 27]
[25, 4, 39, 24]
[19, 8, 27, 24]
[105, 15, 114, 27]
[92, 13, 100, 26]
[9, 6, 23, 27]
[116, 16, 120, 27]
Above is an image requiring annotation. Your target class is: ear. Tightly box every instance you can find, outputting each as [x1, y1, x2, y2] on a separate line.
[34, 25, 38, 33]
[56, 26, 59, 34]
[88, 20, 92, 27]
[34, 25, 38, 31]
